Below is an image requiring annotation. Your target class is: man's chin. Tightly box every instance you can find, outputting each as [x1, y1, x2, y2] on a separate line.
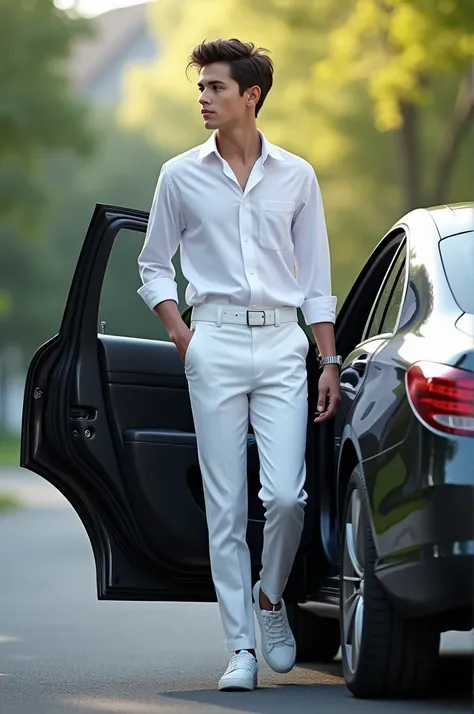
[203, 117, 219, 129]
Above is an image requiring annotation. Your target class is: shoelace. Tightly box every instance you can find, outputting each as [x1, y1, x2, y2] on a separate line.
[225, 652, 256, 674]
[261, 608, 292, 645]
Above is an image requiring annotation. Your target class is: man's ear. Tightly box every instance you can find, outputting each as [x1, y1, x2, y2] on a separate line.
[247, 85, 261, 109]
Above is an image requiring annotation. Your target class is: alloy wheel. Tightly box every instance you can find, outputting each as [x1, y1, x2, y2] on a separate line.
[342, 488, 365, 675]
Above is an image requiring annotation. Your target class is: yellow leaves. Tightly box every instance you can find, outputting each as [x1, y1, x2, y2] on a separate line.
[316, 0, 474, 132]
[459, 34, 474, 56]
[389, 3, 429, 50]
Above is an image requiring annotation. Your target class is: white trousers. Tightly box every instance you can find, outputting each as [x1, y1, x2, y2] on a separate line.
[185, 314, 309, 652]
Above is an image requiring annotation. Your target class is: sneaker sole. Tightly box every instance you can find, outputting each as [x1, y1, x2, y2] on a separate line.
[218, 678, 257, 692]
[262, 654, 296, 674]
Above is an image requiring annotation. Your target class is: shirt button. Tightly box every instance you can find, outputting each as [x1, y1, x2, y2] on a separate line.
[248, 269, 254, 275]
[244, 237, 249, 242]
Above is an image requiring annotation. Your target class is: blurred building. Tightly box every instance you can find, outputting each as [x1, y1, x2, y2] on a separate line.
[69, 0, 158, 104]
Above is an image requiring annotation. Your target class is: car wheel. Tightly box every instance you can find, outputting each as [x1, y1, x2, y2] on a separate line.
[287, 603, 340, 662]
[340, 465, 440, 698]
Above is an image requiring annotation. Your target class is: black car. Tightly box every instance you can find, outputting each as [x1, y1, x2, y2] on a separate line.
[21, 201, 474, 699]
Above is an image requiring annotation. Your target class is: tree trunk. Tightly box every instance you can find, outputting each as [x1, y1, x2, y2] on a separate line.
[398, 100, 422, 212]
[430, 71, 474, 205]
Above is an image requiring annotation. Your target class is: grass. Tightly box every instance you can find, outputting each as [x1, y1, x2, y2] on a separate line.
[0, 493, 19, 513]
[0, 434, 20, 467]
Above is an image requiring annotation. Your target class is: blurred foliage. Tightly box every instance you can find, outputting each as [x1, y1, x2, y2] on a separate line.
[0, 110, 171, 356]
[316, 0, 474, 208]
[0, 493, 19, 512]
[317, 0, 474, 131]
[0, 0, 94, 229]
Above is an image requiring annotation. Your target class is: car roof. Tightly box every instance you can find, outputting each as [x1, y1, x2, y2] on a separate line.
[391, 202, 474, 243]
[425, 202, 474, 239]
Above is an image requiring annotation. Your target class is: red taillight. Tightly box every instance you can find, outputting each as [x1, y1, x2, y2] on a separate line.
[406, 361, 474, 437]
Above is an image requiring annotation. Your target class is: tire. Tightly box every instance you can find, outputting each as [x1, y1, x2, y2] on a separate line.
[340, 465, 440, 698]
[287, 603, 341, 663]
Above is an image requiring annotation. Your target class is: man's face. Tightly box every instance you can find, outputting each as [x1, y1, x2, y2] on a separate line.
[198, 62, 256, 130]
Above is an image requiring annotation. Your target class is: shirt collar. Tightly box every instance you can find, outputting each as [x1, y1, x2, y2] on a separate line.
[198, 130, 285, 163]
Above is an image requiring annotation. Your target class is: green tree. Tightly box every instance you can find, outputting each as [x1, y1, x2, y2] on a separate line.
[0, 0, 93, 228]
[314, 0, 474, 210]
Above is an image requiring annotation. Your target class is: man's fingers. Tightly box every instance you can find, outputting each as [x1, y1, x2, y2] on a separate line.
[325, 403, 338, 419]
[317, 389, 328, 412]
[314, 392, 340, 422]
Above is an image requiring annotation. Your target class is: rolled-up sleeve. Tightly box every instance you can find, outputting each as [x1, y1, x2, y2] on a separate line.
[137, 167, 185, 311]
[292, 171, 337, 325]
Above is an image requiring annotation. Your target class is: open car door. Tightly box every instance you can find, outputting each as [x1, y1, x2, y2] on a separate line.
[20, 204, 325, 602]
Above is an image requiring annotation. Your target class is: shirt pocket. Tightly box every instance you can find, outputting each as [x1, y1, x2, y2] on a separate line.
[258, 200, 295, 251]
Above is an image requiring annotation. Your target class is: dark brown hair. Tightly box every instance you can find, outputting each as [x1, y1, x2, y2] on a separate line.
[187, 38, 274, 117]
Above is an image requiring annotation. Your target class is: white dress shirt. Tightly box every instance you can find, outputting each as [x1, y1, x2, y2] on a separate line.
[138, 130, 337, 325]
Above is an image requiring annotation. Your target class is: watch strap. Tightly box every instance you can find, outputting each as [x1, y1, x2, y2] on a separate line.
[319, 355, 343, 368]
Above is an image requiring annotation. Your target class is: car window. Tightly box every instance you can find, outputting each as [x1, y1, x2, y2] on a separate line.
[98, 227, 184, 341]
[365, 244, 407, 339]
[439, 231, 474, 314]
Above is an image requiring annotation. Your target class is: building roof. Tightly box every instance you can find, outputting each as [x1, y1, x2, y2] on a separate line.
[69, 2, 151, 91]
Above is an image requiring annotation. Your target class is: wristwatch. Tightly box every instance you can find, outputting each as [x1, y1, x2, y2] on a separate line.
[319, 355, 343, 369]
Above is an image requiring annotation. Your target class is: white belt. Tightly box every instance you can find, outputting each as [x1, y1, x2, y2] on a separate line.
[191, 305, 298, 327]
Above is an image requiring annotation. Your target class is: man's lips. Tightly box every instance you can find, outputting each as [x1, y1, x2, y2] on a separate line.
[201, 109, 214, 116]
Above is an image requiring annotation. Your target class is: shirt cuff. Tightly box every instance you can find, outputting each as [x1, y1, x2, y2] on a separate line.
[137, 277, 179, 311]
[301, 296, 337, 325]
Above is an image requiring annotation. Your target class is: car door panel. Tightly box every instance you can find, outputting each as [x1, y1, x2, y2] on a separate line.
[21, 207, 219, 601]
[22, 204, 322, 603]
[339, 338, 392, 459]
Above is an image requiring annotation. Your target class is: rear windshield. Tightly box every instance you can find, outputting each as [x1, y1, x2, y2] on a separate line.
[439, 231, 474, 314]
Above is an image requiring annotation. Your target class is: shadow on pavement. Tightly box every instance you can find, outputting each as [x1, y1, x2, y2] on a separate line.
[158, 656, 472, 713]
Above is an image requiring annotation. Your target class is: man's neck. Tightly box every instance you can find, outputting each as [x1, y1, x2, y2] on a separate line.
[216, 125, 261, 164]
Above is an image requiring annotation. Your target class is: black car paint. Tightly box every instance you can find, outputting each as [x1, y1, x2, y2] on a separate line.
[335, 205, 474, 623]
[21, 202, 474, 629]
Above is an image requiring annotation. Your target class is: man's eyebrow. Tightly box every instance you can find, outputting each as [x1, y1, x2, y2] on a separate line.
[197, 79, 228, 87]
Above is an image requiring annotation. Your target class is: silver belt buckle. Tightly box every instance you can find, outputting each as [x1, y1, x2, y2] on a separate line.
[246, 310, 266, 327]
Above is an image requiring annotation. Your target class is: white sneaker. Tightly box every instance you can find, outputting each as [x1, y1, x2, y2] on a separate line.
[252, 580, 296, 674]
[218, 651, 258, 691]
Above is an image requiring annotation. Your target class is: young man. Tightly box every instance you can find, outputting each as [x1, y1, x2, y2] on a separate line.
[138, 38, 341, 692]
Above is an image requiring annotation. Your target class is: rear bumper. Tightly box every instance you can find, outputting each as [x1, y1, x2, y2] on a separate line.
[375, 544, 473, 618]
[372, 482, 474, 618]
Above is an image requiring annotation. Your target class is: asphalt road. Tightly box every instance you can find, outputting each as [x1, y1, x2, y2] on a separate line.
[0, 468, 472, 714]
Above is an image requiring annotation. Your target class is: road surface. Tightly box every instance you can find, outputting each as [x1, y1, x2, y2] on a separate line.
[0, 468, 472, 713]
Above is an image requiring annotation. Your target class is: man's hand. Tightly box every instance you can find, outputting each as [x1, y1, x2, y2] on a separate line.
[314, 365, 341, 423]
[171, 326, 195, 363]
